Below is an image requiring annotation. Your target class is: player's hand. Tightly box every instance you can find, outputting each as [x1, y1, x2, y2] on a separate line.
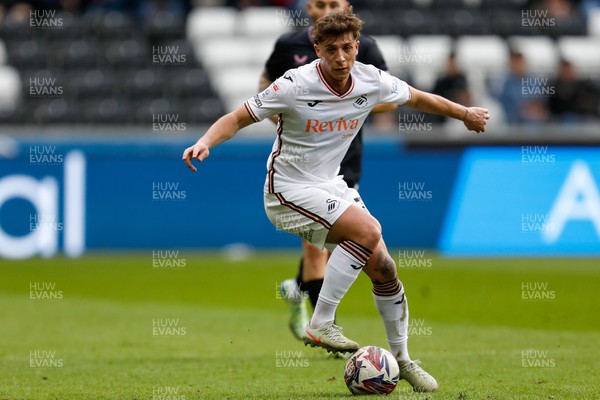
[463, 107, 489, 134]
[182, 142, 209, 172]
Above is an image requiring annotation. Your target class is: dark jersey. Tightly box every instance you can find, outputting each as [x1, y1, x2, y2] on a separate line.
[264, 28, 388, 187]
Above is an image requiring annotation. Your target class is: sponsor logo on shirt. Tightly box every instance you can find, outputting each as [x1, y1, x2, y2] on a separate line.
[307, 100, 322, 107]
[273, 84, 280, 92]
[391, 79, 399, 95]
[305, 117, 359, 133]
[254, 95, 263, 108]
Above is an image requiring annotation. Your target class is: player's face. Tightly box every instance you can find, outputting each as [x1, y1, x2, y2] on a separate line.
[307, 0, 349, 23]
[314, 34, 359, 82]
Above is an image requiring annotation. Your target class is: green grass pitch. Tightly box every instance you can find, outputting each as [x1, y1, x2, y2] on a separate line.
[1, 253, 599, 400]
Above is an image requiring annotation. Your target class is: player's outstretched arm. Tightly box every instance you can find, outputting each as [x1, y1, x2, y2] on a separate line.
[404, 87, 489, 133]
[371, 103, 398, 115]
[182, 106, 255, 172]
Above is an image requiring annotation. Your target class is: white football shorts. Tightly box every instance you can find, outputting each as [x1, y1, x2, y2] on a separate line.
[264, 177, 369, 249]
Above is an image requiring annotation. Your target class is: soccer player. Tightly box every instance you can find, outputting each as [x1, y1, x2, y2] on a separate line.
[259, 0, 397, 342]
[183, 10, 488, 392]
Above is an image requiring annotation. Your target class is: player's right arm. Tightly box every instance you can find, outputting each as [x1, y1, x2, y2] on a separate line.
[182, 106, 255, 172]
[258, 68, 279, 124]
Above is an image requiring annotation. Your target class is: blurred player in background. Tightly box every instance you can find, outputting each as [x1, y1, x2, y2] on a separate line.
[184, 10, 489, 392]
[259, 0, 397, 342]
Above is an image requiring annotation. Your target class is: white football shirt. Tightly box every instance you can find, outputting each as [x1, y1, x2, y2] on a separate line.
[245, 59, 411, 193]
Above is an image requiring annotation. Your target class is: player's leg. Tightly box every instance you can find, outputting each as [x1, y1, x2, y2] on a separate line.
[279, 240, 326, 341]
[300, 239, 328, 310]
[362, 240, 438, 393]
[303, 204, 381, 352]
[279, 270, 309, 341]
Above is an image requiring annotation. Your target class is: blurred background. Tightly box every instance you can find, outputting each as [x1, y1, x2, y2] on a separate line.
[0, 0, 599, 259]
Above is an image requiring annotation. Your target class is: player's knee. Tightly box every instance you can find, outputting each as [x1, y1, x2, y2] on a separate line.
[358, 217, 382, 251]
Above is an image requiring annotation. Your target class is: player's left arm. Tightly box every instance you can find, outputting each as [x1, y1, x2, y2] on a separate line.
[182, 106, 255, 172]
[371, 103, 397, 114]
[404, 87, 489, 133]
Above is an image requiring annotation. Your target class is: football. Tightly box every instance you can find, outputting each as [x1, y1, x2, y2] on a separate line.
[344, 346, 400, 395]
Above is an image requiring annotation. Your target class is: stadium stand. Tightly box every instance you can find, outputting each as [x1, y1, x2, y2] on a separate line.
[0, 0, 598, 128]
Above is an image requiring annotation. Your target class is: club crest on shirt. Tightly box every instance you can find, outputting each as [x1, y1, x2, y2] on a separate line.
[326, 198, 340, 214]
[353, 95, 368, 109]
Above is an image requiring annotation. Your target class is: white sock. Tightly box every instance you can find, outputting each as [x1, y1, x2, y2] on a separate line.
[310, 240, 372, 328]
[372, 279, 411, 363]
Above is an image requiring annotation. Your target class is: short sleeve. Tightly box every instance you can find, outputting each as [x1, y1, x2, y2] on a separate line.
[378, 70, 411, 105]
[245, 74, 295, 122]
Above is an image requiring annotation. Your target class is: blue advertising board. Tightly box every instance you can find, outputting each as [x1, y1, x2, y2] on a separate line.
[439, 147, 600, 256]
[5, 138, 597, 258]
[0, 137, 457, 258]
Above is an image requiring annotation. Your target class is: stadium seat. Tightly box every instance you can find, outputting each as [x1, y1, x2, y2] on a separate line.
[489, 10, 529, 37]
[56, 40, 102, 70]
[211, 66, 263, 112]
[184, 97, 226, 124]
[144, 11, 186, 42]
[124, 69, 165, 98]
[431, 0, 470, 10]
[480, 0, 526, 11]
[69, 69, 118, 99]
[105, 39, 149, 69]
[166, 68, 214, 98]
[0, 104, 24, 124]
[42, 12, 84, 41]
[135, 98, 179, 124]
[507, 36, 559, 76]
[590, 8, 600, 37]
[186, 7, 238, 45]
[541, 14, 586, 38]
[371, 36, 405, 76]
[404, 35, 453, 90]
[439, 10, 492, 37]
[197, 37, 256, 74]
[0, 66, 21, 110]
[84, 98, 134, 124]
[412, 0, 432, 8]
[31, 99, 82, 124]
[244, 37, 277, 70]
[358, 10, 395, 36]
[455, 36, 509, 106]
[396, 9, 440, 36]
[238, 7, 292, 38]
[7, 40, 51, 70]
[455, 36, 509, 76]
[557, 37, 600, 77]
[83, 11, 136, 40]
[0, 18, 33, 41]
[0, 39, 6, 65]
